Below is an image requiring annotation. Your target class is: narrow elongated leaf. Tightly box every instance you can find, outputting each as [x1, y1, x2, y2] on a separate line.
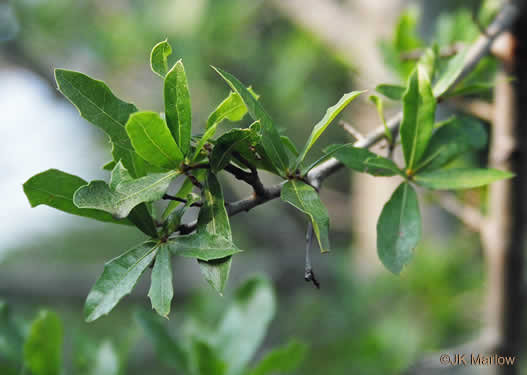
[414, 168, 513, 190]
[150, 40, 172, 78]
[166, 233, 242, 261]
[23, 169, 131, 225]
[55, 69, 144, 177]
[433, 48, 469, 97]
[210, 121, 260, 172]
[126, 111, 183, 169]
[197, 173, 233, 294]
[400, 66, 437, 171]
[323, 144, 402, 177]
[213, 67, 290, 174]
[148, 245, 173, 318]
[165, 60, 192, 155]
[24, 311, 62, 375]
[215, 277, 275, 375]
[281, 135, 299, 157]
[418, 45, 438, 80]
[377, 182, 421, 274]
[376, 84, 406, 100]
[281, 180, 330, 253]
[135, 310, 189, 371]
[415, 116, 487, 172]
[248, 340, 307, 375]
[0, 303, 24, 364]
[296, 91, 364, 167]
[128, 204, 159, 238]
[73, 171, 179, 219]
[85, 241, 159, 322]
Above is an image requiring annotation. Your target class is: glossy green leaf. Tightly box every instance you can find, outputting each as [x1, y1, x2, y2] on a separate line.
[210, 121, 260, 172]
[415, 116, 487, 172]
[376, 84, 406, 100]
[150, 40, 172, 78]
[296, 91, 364, 167]
[23, 169, 131, 225]
[197, 173, 233, 294]
[102, 160, 116, 171]
[323, 144, 402, 177]
[85, 241, 159, 322]
[433, 48, 469, 97]
[126, 111, 183, 169]
[192, 124, 219, 162]
[281, 180, 330, 253]
[213, 67, 290, 174]
[248, 340, 307, 375]
[377, 182, 421, 274]
[55, 69, 145, 178]
[400, 66, 437, 171]
[148, 245, 173, 318]
[414, 168, 513, 190]
[135, 310, 188, 371]
[24, 310, 62, 375]
[73, 170, 179, 219]
[166, 233, 242, 261]
[369, 95, 391, 143]
[165, 60, 192, 155]
[215, 277, 275, 375]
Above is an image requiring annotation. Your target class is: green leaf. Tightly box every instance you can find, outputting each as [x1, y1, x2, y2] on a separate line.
[400, 66, 437, 171]
[162, 178, 196, 220]
[215, 277, 275, 375]
[210, 121, 261, 172]
[323, 144, 402, 177]
[281, 135, 299, 157]
[376, 84, 406, 100]
[23, 169, 131, 225]
[248, 340, 307, 375]
[192, 124, 219, 162]
[414, 168, 513, 190]
[102, 160, 116, 171]
[206, 90, 255, 129]
[165, 60, 192, 155]
[281, 180, 330, 253]
[369, 95, 392, 143]
[192, 340, 227, 375]
[24, 311, 63, 375]
[166, 233, 242, 261]
[126, 111, 183, 169]
[213, 67, 290, 175]
[54, 69, 144, 178]
[128, 204, 159, 238]
[196, 173, 234, 293]
[377, 182, 421, 274]
[85, 241, 159, 322]
[73, 170, 179, 219]
[150, 40, 172, 78]
[148, 245, 174, 318]
[296, 91, 364, 167]
[447, 81, 495, 97]
[415, 116, 487, 173]
[433, 48, 469, 97]
[135, 310, 189, 371]
[418, 45, 439, 81]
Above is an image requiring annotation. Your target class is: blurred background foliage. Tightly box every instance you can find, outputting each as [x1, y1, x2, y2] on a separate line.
[0, 0, 497, 374]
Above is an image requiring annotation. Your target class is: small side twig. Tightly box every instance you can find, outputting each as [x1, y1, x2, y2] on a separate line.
[162, 194, 203, 207]
[338, 120, 366, 142]
[434, 192, 484, 232]
[224, 160, 268, 198]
